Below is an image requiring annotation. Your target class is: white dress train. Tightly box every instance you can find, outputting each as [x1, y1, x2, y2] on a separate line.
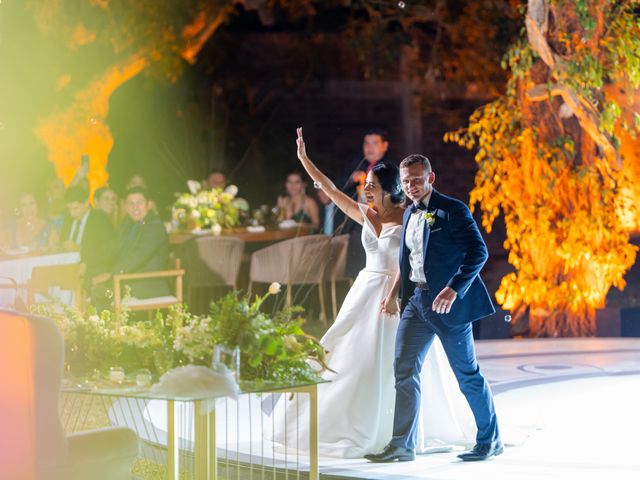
[272, 204, 476, 458]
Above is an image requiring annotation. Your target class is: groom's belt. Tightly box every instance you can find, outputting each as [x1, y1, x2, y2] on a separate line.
[414, 282, 429, 291]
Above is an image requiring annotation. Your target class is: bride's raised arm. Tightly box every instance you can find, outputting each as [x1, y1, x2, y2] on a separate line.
[296, 127, 364, 225]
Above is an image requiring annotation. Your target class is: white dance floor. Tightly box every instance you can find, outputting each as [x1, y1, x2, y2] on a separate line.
[319, 338, 640, 480]
[112, 337, 640, 479]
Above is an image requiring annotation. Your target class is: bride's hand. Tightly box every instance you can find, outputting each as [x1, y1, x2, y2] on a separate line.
[380, 295, 399, 315]
[296, 127, 309, 162]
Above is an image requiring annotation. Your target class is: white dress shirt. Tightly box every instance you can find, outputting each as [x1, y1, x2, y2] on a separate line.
[405, 193, 432, 283]
[68, 209, 90, 245]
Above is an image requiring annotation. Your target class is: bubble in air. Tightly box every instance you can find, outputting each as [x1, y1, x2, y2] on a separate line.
[90, 117, 97, 125]
[504, 315, 512, 323]
[104, 289, 114, 299]
[398, 1, 406, 8]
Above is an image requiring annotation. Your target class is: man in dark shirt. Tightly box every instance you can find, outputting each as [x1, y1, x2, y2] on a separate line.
[336, 128, 393, 277]
[60, 186, 114, 289]
[91, 186, 170, 302]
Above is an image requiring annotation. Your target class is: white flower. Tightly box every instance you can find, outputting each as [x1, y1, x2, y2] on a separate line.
[211, 224, 222, 236]
[224, 184, 239, 198]
[187, 180, 201, 195]
[190, 209, 201, 219]
[424, 211, 436, 228]
[268, 282, 281, 295]
[197, 191, 210, 205]
[88, 314, 100, 325]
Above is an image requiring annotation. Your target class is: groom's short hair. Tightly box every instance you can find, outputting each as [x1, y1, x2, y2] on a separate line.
[399, 154, 432, 172]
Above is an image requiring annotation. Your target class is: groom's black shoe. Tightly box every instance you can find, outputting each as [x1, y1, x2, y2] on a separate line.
[364, 444, 415, 463]
[457, 441, 504, 461]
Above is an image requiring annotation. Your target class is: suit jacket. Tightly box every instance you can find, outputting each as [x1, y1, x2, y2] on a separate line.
[399, 189, 495, 325]
[112, 213, 170, 298]
[60, 209, 114, 282]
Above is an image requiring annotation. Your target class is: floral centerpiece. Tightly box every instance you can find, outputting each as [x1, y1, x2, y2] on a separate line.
[172, 180, 241, 232]
[33, 283, 327, 385]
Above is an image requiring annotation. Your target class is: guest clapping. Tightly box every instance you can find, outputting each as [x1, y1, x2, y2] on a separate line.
[276, 171, 320, 230]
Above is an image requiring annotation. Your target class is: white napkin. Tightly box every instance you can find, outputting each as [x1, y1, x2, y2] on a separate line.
[150, 365, 240, 413]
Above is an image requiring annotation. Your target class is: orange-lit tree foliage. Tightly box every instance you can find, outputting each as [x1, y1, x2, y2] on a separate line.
[447, 0, 640, 336]
[25, 0, 236, 192]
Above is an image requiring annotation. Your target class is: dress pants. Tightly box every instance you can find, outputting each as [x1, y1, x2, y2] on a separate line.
[390, 288, 500, 449]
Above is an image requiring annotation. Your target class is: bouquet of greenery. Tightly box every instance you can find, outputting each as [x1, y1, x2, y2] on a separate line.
[174, 283, 328, 384]
[31, 302, 181, 378]
[32, 282, 327, 385]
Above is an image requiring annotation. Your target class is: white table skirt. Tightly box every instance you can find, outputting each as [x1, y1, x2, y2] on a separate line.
[0, 252, 80, 307]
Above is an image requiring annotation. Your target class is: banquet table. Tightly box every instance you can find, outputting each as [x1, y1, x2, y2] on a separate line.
[0, 251, 80, 307]
[169, 224, 315, 245]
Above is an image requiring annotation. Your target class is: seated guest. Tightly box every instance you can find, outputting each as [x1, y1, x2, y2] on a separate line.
[316, 176, 349, 236]
[60, 186, 114, 287]
[94, 186, 119, 227]
[206, 169, 227, 190]
[0, 192, 54, 251]
[92, 186, 170, 301]
[276, 171, 320, 230]
[119, 174, 158, 221]
[45, 177, 67, 231]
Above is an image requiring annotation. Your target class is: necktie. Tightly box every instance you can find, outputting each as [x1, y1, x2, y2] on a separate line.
[410, 202, 427, 214]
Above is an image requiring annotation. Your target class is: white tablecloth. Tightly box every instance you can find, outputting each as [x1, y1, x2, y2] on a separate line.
[0, 252, 80, 308]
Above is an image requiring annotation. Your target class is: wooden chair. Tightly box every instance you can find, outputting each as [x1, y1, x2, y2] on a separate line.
[27, 263, 85, 310]
[249, 235, 333, 324]
[113, 258, 185, 313]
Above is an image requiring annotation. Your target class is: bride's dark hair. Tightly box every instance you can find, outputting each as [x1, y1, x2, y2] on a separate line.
[371, 162, 404, 204]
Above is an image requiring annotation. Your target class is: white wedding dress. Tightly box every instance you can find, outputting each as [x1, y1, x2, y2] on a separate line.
[272, 205, 476, 458]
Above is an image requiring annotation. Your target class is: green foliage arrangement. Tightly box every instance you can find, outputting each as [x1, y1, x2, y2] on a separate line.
[33, 283, 326, 385]
[174, 284, 327, 384]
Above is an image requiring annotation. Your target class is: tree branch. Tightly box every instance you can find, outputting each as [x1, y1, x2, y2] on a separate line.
[525, 0, 555, 67]
[525, 0, 621, 168]
[181, 5, 235, 64]
[526, 83, 562, 101]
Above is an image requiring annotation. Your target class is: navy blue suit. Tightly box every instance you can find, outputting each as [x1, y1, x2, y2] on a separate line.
[391, 189, 500, 449]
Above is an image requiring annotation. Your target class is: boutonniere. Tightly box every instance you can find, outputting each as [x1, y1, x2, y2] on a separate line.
[424, 211, 436, 228]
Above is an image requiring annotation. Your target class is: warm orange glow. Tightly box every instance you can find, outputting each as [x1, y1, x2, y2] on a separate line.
[35, 56, 147, 194]
[450, 112, 637, 336]
[605, 84, 640, 232]
[70, 23, 96, 48]
[0, 313, 36, 480]
[34, 5, 232, 196]
[55, 74, 72, 92]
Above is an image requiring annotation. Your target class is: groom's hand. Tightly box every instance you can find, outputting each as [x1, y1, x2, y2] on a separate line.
[432, 287, 457, 314]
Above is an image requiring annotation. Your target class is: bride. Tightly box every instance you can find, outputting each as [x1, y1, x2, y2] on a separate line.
[272, 128, 475, 459]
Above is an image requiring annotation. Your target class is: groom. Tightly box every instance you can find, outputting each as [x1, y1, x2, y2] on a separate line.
[365, 154, 502, 462]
